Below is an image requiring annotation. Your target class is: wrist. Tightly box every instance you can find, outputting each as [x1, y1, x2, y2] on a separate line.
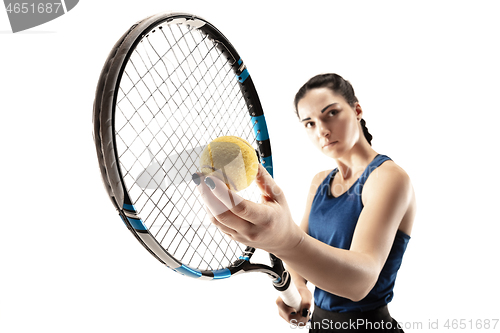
[272, 223, 305, 259]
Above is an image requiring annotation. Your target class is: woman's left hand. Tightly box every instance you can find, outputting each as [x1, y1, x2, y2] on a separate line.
[193, 164, 303, 256]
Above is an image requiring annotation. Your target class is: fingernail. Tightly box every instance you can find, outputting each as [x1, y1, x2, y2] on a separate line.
[204, 177, 216, 190]
[301, 308, 309, 317]
[192, 173, 201, 186]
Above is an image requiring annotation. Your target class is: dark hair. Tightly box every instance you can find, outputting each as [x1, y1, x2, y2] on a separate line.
[293, 73, 373, 145]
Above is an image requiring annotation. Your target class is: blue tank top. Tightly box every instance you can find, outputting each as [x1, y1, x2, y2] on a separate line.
[308, 154, 410, 313]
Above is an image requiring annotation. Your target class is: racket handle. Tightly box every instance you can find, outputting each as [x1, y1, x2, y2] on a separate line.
[273, 272, 302, 311]
[279, 279, 302, 312]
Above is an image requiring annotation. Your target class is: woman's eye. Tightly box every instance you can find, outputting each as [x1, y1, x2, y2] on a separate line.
[305, 122, 314, 128]
[329, 110, 338, 116]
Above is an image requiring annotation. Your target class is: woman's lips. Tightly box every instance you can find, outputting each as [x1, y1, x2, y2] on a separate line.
[323, 141, 338, 148]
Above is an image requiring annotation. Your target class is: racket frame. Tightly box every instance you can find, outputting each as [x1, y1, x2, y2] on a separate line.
[93, 12, 301, 310]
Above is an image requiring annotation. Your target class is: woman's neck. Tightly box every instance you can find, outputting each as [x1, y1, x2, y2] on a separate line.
[335, 143, 378, 181]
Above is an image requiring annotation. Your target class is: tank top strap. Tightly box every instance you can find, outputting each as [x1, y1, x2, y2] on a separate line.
[357, 154, 392, 186]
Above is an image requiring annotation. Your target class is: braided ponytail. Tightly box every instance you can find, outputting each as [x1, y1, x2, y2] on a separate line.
[360, 118, 373, 146]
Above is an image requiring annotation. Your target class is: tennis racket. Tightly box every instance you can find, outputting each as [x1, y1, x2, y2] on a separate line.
[92, 12, 301, 311]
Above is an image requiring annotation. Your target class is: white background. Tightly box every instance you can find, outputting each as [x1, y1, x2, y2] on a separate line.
[1, 1, 499, 332]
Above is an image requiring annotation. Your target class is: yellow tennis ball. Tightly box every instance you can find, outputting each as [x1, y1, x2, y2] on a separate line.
[199, 136, 259, 192]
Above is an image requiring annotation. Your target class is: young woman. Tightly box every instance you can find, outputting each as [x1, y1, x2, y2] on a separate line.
[194, 73, 416, 332]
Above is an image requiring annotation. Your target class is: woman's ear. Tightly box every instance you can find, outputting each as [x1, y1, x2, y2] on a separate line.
[354, 103, 363, 121]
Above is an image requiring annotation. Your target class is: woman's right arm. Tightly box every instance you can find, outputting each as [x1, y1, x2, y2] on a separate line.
[276, 170, 331, 324]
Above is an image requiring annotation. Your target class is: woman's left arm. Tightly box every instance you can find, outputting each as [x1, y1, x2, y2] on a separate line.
[281, 163, 414, 301]
[197, 163, 414, 302]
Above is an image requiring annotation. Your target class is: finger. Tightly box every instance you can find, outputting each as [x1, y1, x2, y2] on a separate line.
[193, 173, 233, 216]
[256, 164, 285, 204]
[276, 297, 293, 319]
[203, 175, 244, 210]
[276, 297, 309, 324]
[204, 205, 237, 237]
[204, 175, 265, 224]
[276, 296, 297, 317]
[195, 174, 254, 233]
[297, 288, 313, 318]
[212, 219, 237, 238]
[277, 286, 312, 321]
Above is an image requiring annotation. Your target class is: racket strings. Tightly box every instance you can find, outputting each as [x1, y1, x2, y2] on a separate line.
[118, 24, 237, 178]
[114, 22, 258, 271]
[121, 47, 240, 270]
[149, 25, 247, 268]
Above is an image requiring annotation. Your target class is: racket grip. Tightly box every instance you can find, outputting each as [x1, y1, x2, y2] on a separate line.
[273, 272, 302, 312]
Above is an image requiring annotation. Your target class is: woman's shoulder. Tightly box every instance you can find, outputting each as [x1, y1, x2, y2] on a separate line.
[364, 158, 414, 207]
[376, 158, 411, 184]
[367, 157, 416, 236]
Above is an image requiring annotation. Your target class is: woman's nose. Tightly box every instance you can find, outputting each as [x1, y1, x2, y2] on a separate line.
[317, 123, 330, 138]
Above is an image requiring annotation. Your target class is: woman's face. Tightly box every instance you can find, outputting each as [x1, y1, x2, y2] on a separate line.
[297, 87, 362, 159]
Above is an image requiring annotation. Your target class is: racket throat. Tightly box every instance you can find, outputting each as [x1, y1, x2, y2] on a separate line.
[268, 253, 289, 287]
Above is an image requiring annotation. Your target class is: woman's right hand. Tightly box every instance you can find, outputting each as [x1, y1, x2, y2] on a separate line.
[276, 285, 313, 326]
